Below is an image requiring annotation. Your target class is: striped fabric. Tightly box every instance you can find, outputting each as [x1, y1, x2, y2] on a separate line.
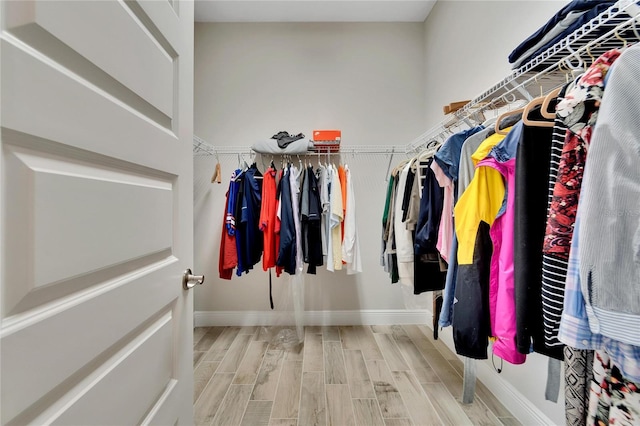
[541, 88, 570, 349]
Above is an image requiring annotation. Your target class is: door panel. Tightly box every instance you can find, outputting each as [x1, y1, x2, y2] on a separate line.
[1, 1, 194, 424]
[50, 312, 175, 426]
[1, 38, 178, 159]
[5, 142, 174, 291]
[2, 268, 178, 424]
[5, 0, 175, 120]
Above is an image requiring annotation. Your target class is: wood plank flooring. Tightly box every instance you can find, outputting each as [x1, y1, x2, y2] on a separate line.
[193, 325, 521, 426]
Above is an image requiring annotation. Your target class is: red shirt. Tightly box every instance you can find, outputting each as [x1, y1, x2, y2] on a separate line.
[219, 194, 237, 279]
[260, 167, 278, 271]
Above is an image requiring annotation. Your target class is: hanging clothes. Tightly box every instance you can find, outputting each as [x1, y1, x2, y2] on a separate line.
[289, 165, 304, 273]
[430, 125, 484, 265]
[326, 164, 335, 272]
[541, 83, 572, 350]
[413, 157, 446, 294]
[341, 164, 362, 274]
[564, 346, 594, 426]
[452, 130, 510, 359]
[381, 174, 394, 271]
[260, 166, 278, 271]
[578, 45, 640, 346]
[561, 213, 640, 371]
[318, 164, 329, 259]
[381, 172, 400, 283]
[233, 169, 247, 276]
[338, 165, 347, 242]
[274, 168, 284, 278]
[304, 166, 324, 274]
[478, 122, 526, 365]
[514, 105, 563, 360]
[404, 160, 422, 233]
[439, 126, 495, 328]
[587, 350, 640, 425]
[301, 166, 310, 264]
[394, 162, 414, 286]
[329, 165, 344, 271]
[553, 48, 640, 426]
[240, 163, 263, 272]
[219, 172, 240, 280]
[276, 166, 297, 275]
[431, 160, 453, 263]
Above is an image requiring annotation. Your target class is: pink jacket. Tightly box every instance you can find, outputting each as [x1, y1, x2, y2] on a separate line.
[478, 156, 526, 365]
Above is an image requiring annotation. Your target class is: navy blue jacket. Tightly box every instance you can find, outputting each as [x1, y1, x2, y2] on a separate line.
[240, 164, 263, 272]
[276, 167, 297, 275]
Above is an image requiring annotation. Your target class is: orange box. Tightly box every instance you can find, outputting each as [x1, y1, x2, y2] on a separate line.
[313, 130, 341, 141]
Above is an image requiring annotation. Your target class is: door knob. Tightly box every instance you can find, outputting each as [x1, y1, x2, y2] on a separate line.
[183, 269, 204, 290]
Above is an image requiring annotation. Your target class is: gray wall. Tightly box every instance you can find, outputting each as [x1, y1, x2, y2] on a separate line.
[423, 0, 571, 128]
[194, 22, 426, 313]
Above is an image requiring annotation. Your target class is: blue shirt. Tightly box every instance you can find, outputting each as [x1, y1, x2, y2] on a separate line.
[434, 126, 485, 183]
[241, 164, 263, 271]
[226, 169, 241, 236]
[277, 167, 297, 275]
[488, 121, 524, 163]
[558, 215, 640, 382]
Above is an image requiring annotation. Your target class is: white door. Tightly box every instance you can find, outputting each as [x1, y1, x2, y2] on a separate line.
[1, 0, 194, 424]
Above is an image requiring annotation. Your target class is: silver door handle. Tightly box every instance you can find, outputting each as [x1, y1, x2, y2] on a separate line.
[183, 269, 204, 290]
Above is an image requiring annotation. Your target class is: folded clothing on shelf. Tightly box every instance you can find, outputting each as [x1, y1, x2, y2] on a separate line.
[509, 0, 617, 68]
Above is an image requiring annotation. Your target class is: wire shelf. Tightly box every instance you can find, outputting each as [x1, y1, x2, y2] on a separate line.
[407, 0, 640, 153]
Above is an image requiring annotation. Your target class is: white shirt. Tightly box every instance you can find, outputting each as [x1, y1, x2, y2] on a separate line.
[289, 165, 303, 273]
[325, 164, 334, 272]
[394, 162, 414, 286]
[341, 165, 361, 274]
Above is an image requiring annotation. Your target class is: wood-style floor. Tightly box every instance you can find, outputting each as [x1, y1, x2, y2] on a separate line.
[193, 325, 521, 426]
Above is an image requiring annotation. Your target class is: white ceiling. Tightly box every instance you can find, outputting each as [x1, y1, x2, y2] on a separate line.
[195, 1, 437, 23]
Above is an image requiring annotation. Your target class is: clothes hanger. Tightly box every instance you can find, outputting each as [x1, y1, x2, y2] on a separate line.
[540, 87, 562, 120]
[522, 75, 554, 127]
[210, 148, 222, 184]
[384, 147, 396, 182]
[585, 43, 596, 67]
[495, 108, 523, 135]
[633, 19, 640, 43]
[494, 93, 523, 135]
[522, 95, 554, 127]
[555, 57, 571, 85]
[615, 26, 628, 50]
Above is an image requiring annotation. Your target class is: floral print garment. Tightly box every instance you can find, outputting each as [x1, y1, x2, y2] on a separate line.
[588, 350, 640, 426]
[543, 49, 620, 258]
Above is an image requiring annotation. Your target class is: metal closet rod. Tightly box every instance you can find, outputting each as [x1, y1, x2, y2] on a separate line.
[193, 142, 406, 156]
[407, 4, 640, 154]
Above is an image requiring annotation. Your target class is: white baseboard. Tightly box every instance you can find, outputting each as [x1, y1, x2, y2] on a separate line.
[194, 309, 429, 327]
[474, 361, 557, 425]
[421, 312, 558, 426]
